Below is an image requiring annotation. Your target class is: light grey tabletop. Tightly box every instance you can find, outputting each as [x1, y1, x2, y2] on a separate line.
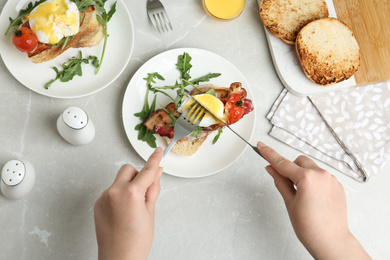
[1, 0, 389, 259]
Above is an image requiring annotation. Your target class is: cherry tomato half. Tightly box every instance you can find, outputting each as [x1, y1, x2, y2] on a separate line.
[12, 27, 38, 53]
[225, 93, 245, 125]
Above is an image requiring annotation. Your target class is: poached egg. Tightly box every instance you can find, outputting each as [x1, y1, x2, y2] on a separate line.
[179, 94, 226, 127]
[29, 0, 80, 44]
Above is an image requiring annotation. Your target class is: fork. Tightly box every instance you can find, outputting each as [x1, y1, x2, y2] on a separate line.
[146, 0, 173, 33]
[189, 96, 265, 160]
[163, 102, 206, 158]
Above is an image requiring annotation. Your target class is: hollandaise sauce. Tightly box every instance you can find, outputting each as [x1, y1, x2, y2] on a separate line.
[29, 0, 79, 44]
[203, 0, 246, 21]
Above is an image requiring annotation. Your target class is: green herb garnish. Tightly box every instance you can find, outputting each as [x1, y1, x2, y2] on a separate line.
[45, 51, 99, 89]
[205, 88, 216, 96]
[133, 73, 163, 148]
[212, 129, 223, 144]
[191, 126, 203, 138]
[235, 96, 244, 107]
[70, 0, 117, 74]
[93, 0, 116, 74]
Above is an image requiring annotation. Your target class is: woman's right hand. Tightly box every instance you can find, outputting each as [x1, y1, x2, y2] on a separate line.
[257, 142, 371, 260]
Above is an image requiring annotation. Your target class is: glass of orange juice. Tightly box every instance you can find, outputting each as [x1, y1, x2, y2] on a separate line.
[203, 0, 246, 21]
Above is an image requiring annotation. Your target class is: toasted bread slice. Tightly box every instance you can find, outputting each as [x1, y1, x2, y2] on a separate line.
[164, 135, 209, 156]
[27, 6, 104, 63]
[259, 0, 328, 45]
[296, 17, 360, 86]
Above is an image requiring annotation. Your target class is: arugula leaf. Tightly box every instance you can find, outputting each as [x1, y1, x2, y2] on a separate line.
[70, 0, 117, 74]
[154, 72, 221, 93]
[191, 73, 221, 85]
[144, 72, 165, 87]
[174, 89, 184, 109]
[134, 92, 157, 148]
[49, 35, 74, 50]
[205, 88, 216, 96]
[95, 0, 117, 74]
[212, 129, 223, 144]
[45, 51, 99, 89]
[5, 0, 46, 35]
[176, 52, 192, 81]
[71, 0, 94, 12]
[191, 126, 203, 138]
[134, 73, 165, 148]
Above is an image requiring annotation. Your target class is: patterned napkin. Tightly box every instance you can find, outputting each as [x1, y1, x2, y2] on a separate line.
[267, 81, 390, 182]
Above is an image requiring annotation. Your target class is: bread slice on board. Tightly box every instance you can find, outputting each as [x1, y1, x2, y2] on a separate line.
[296, 17, 360, 86]
[259, 0, 329, 45]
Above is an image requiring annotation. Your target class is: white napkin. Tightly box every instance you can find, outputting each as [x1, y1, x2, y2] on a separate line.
[267, 81, 390, 182]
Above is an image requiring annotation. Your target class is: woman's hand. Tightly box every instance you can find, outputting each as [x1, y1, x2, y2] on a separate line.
[257, 142, 371, 260]
[94, 147, 163, 260]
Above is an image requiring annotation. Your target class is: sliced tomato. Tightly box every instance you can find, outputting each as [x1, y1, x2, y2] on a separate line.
[12, 27, 38, 53]
[225, 93, 246, 125]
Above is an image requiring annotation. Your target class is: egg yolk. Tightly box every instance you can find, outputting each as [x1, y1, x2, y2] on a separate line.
[29, 0, 79, 44]
[183, 94, 226, 127]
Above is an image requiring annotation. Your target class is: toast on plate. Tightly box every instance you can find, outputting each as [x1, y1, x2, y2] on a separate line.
[296, 17, 360, 86]
[259, 0, 329, 45]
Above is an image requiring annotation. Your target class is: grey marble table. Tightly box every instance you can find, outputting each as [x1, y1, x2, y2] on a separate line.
[1, 0, 389, 259]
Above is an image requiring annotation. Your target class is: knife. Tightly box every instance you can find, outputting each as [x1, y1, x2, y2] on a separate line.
[189, 95, 265, 159]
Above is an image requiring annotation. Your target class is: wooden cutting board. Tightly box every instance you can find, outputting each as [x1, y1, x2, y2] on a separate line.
[333, 0, 390, 84]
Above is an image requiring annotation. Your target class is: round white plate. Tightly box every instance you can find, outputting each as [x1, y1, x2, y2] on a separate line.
[0, 0, 134, 98]
[122, 48, 256, 178]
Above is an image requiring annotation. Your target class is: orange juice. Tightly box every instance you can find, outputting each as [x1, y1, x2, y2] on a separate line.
[203, 0, 246, 21]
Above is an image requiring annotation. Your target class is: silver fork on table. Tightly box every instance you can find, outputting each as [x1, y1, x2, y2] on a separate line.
[146, 0, 173, 33]
[163, 102, 206, 158]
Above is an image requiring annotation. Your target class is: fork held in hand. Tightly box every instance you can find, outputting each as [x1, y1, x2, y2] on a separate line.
[147, 0, 173, 33]
[163, 103, 206, 158]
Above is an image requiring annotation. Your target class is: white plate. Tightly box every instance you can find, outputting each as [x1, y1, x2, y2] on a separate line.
[259, 0, 357, 96]
[0, 0, 134, 98]
[122, 48, 256, 178]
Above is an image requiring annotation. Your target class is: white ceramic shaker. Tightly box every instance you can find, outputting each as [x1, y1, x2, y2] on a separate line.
[1, 159, 35, 199]
[56, 106, 95, 145]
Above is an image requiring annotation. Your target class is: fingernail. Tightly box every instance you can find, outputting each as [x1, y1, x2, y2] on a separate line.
[257, 141, 267, 148]
[265, 165, 275, 177]
[154, 147, 162, 154]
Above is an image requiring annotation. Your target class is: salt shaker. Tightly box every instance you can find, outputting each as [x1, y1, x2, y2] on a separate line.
[1, 159, 35, 200]
[56, 106, 95, 146]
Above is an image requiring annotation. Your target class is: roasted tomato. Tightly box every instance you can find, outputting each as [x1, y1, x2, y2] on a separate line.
[225, 93, 246, 125]
[12, 27, 38, 53]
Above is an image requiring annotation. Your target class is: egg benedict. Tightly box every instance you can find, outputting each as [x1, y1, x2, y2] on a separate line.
[7, 0, 106, 63]
[28, 0, 80, 44]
